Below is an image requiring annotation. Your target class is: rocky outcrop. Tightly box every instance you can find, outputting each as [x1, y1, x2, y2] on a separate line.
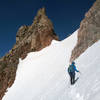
[70, 0, 100, 62]
[16, 7, 58, 58]
[0, 7, 58, 100]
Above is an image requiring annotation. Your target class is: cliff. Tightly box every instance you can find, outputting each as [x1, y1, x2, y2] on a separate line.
[0, 7, 58, 100]
[70, 0, 100, 62]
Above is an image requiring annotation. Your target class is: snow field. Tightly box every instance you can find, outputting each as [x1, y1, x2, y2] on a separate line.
[3, 30, 100, 100]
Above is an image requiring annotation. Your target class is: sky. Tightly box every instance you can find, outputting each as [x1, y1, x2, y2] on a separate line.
[0, 0, 96, 57]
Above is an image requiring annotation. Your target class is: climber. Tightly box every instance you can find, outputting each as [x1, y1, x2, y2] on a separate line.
[68, 61, 80, 85]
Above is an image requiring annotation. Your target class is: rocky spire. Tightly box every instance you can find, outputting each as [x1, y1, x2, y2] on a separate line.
[0, 7, 58, 100]
[70, 0, 100, 62]
[36, 7, 46, 17]
[16, 7, 58, 52]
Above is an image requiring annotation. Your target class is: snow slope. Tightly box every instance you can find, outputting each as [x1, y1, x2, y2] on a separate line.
[3, 30, 100, 100]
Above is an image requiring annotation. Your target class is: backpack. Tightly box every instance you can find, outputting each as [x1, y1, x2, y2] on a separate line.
[68, 65, 74, 73]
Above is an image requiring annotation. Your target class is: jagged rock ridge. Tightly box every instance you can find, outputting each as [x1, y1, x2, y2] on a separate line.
[70, 0, 100, 62]
[0, 7, 58, 100]
[16, 7, 58, 58]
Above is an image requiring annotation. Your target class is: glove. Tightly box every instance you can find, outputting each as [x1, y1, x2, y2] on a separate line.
[78, 71, 81, 74]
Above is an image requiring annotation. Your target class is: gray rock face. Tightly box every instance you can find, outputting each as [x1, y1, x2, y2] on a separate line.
[70, 0, 100, 62]
[0, 7, 58, 100]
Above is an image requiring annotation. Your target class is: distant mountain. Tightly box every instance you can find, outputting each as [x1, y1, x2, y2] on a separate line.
[70, 0, 100, 62]
[0, 7, 58, 100]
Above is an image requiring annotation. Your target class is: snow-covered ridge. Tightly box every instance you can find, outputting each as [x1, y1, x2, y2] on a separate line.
[3, 30, 100, 100]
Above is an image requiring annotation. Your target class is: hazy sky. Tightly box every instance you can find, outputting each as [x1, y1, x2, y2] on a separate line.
[0, 0, 96, 57]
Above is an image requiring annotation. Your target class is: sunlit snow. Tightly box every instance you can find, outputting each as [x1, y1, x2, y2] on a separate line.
[3, 30, 100, 100]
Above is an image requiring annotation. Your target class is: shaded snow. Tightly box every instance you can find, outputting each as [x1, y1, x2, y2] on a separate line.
[3, 30, 100, 100]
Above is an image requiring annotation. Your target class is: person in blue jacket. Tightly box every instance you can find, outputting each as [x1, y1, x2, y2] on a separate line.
[68, 61, 80, 85]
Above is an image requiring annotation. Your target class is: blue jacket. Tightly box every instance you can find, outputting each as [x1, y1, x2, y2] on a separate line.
[72, 64, 79, 72]
[68, 64, 79, 73]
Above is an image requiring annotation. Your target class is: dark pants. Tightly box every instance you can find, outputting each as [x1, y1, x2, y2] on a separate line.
[69, 72, 75, 85]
